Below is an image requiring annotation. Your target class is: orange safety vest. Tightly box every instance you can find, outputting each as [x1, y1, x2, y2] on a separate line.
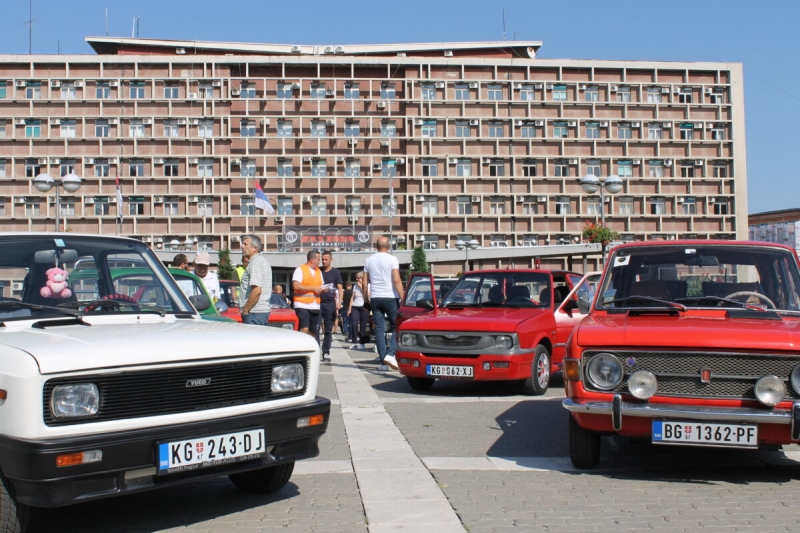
[294, 264, 322, 306]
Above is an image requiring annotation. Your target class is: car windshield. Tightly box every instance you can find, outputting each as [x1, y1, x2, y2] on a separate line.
[598, 243, 800, 313]
[440, 271, 550, 308]
[0, 235, 196, 321]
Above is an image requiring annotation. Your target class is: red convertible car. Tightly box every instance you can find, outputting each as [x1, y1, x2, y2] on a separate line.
[563, 240, 800, 468]
[218, 280, 299, 331]
[396, 269, 592, 394]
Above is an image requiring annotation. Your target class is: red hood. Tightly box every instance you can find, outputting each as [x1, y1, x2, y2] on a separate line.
[577, 312, 800, 352]
[399, 307, 548, 333]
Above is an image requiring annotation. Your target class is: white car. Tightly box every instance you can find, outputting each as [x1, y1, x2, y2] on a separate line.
[0, 233, 329, 532]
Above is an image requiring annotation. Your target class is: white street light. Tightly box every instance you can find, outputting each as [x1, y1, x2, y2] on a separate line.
[455, 238, 479, 273]
[580, 173, 625, 263]
[33, 172, 83, 231]
[183, 237, 195, 250]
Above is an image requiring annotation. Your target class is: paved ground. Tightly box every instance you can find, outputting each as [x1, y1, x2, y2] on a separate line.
[30, 334, 800, 532]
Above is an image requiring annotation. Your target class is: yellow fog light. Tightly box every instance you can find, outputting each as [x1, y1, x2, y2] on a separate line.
[56, 450, 103, 467]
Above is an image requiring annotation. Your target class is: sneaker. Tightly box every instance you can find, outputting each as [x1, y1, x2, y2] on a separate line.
[322, 353, 330, 362]
[377, 364, 389, 371]
[383, 354, 399, 371]
[350, 344, 360, 350]
[359, 344, 366, 350]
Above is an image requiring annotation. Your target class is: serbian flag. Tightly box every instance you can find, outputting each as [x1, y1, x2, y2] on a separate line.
[115, 175, 124, 222]
[254, 181, 275, 215]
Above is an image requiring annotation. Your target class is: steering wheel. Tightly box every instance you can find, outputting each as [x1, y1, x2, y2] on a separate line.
[84, 293, 142, 313]
[719, 291, 776, 309]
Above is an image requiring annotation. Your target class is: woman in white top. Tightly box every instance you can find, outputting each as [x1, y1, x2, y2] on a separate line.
[348, 272, 369, 346]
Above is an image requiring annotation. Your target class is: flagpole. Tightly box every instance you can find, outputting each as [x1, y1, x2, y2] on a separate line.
[389, 173, 394, 252]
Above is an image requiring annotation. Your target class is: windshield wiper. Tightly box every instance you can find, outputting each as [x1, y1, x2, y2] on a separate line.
[73, 299, 166, 317]
[0, 300, 80, 318]
[610, 295, 687, 312]
[674, 295, 767, 312]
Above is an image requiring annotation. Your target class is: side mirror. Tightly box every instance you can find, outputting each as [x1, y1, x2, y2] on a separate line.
[189, 294, 212, 312]
[577, 299, 590, 315]
[561, 298, 578, 317]
[416, 299, 435, 310]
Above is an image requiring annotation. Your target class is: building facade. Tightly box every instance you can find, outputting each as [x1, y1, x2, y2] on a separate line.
[0, 37, 747, 274]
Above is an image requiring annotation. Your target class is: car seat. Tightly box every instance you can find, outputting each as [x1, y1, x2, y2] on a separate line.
[487, 284, 504, 303]
[538, 288, 551, 305]
[507, 285, 531, 301]
[554, 286, 570, 304]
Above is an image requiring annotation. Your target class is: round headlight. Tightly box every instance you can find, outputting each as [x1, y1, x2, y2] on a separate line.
[791, 364, 800, 395]
[494, 335, 513, 350]
[628, 370, 657, 400]
[51, 383, 99, 418]
[400, 333, 418, 346]
[754, 375, 786, 407]
[586, 353, 623, 391]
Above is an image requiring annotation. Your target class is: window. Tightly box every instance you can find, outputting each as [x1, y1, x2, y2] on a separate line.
[617, 161, 632, 178]
[489, 161, 504, 177]
[241, 161, 256, 177]
[709, 91, 724, 105]
[197, 199, 213, 217]
[648, 161, 664, 177]
[25, 201, 40, 216]
[0, 119, 5, 138]
[198, 85, 214, 99]
[380, 83, 396, 99]
[163, 122, 180, 138]
[381, 120, 396, 137]
[310, 120, 326, 138]
[0, 160, 5, 177]
[421, 83, 436, 100]
[277, 82, 292, 99]
[96, 120, 110, 138]
[456, 196, 472, 215]
[311, 160, 327, 177]
[311, 198, 327, 215]
[678, 89, 693, 104]
[344, 82, 359, 99]
[520, 201, 538, 215]
[310, 83, 326, 99]
[520, 123, 536, 138]
[711, 127, 725, 141]
[129, 82, 145, 99]
[198, 159, 214, 177]
[25, 121, 41, 138]
[26, 82, 41, 99]
[585, 122, 600, 138]
[382, 196, 395, 216]
[586, 199, 602, 216]
[713, 164, 728, 178]
[648, 123, 662, 139]
[277, 120, 293, 137]
[344, 121, 360, 137]
[277, 159, 293, 177]
[647, 88, 662, 103]
[345, 159, 360, 177]
[197, 120, 213, 138]
[129, 197, 145, 216]
[60, 162, 76, 176]
[552, 85, 567, 101]
[617, 124, 632, 139]
[0, 84, 6, 99]
[554, 160, 569, 177]
[25, 162, 41, 177]
[680, 164, 695, 178]
[163, 199, 179, 216]
[344, 198, 360, 215]
[518, 84, 535, 101]
[129, 120, 145, 138]
[61, 84, 77, 100]
[94, 162, 110, 177]
[240, 198, 255, 216]
[421, 119, 437, 138]
[521, 159, 537, 177]
[618, 197, 634, 215]
[422, 197, 438, 215]
[240, 83, 256, 98]
[681, 197, 697, 215]
[713, 198, 728, 215]
[96, 83, 111, 99]
[277, 198, 293, 215]
[129, 160, 145, 177]
[164, 160, 179, 176]
[60, 120, 76, 138]
[553, 122, 568, 138]
[489, 197, 505, 215]
[95, 198, 111, 216]
[488, 122, 504, 138]
[616, 86, 631, 102]
[487, 84, 503, 100]
[584, 86, 599, 102]
[455, 83, 470, 100]
[421, 159, 437, 177]
[164, 85, 179, 99]
[585, 160, 601, 177]
[650, 197, 666, 215]
[555, 196, 570, 215]
[456, 159, 471, 177]
[679, 126, 694, 140]
[381, 160, 397, 177]
[455, 120, 471, 138]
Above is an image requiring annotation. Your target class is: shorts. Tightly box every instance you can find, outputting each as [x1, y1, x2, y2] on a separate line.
[295, 307, 321, 330]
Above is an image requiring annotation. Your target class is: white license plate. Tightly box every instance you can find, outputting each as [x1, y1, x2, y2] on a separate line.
[426, 364, 473, 378]
[652, 420, 758, 448]
[158, 429, 266, 474]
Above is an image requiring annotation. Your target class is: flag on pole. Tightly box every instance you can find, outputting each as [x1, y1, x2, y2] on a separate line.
[115, 174, 124, 223]
[254, 181, 275, 215]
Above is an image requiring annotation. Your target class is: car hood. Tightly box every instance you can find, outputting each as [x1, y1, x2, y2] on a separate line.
[577, 313, 800, 352]
[0, 317, 318, 374]
[400, 307, 547, 332]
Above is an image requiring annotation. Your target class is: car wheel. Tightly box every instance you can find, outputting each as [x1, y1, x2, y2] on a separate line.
[407, 376, 435, 391]
[229, 462, 295, 493]
[520, 344, 550, 395]
[0, 473, 28, 533]
[569, 415, 601, 469]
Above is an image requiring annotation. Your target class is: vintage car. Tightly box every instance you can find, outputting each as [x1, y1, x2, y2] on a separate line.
[396, 269, 588, 394]
[563, 240, 800, 469]
[0, 233, 329, 532]
[218, 279, 299, 330]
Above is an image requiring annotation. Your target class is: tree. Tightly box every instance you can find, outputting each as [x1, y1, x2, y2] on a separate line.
[217, 247, 235, 280]
[407, 246, 430, 280]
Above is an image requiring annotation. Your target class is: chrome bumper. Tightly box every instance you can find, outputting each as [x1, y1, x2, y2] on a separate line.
[563, 396, 800, 439]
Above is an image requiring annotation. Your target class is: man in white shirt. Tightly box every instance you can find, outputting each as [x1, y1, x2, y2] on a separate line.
[363, 236, 404, 371]
[193, 251, 220, 302]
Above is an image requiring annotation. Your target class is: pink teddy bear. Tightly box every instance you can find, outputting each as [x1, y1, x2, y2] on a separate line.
[40, 267, 73, 298]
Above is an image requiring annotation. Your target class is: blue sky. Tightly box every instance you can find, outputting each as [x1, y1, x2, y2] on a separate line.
[1, 0, 797, 214]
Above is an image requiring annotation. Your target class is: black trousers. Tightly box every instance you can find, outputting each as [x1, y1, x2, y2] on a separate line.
[349, 306, 370, 344]
[320, 301, 337, 354]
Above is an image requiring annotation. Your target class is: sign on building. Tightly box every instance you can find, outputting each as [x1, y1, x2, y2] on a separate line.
[280, 225, 373, 251]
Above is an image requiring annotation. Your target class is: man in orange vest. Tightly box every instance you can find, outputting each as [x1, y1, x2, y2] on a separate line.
[292, 250, 328, 346]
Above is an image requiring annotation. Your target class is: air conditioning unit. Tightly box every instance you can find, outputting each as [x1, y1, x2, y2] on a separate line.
[189, 196, 199, 203]
[429, 243, 438, 249]
[48, 197, 56, 205]
[76, 80, 86, 87]
[188, 92, 199, 99]
[154, 158, 165, 165]
[380, 141, 389, 147]
[325, 119, 334, 126]
[568, 159, 578, 165]
[677, 197, 685, 203]
[107, 118, 119, 125]
[396, 157, 405, 165]
[290, 83, 301, 90]
[469, 119, 479, 126]
[546, 84, 554, 90]
[579, 84, 587, 91]
[471, 196, 480, 202]
[468, 82, 478, 89]
[664, 159, 673, 167]
[661, 87, 670, 94]
[85, 198, 95, 205]
[230, 158, 241, 166]
[533, 83, 543, 89]
[515, 195, 525, 203]
[514, 120, 523, 127]
[568, 121, 577, 127]
[348, 138, 358, 145]
[142, 118, 153, 125]
[376, 101, 387, 108]
[610, 85, 618, 92]
[663, 122, 672, 128]
[632, 122, 640, 127]
[15, 80, 26, 87]
[694, 159, 704, 166]
[50, 118, 61, 125]
[14, 197, 26, 204]
[373, 163, 383, 170]
[674, 86, 682, 94]
[84, 157, 94, 164]
[325, 89, 334, 97]
[324, 46, 334, 54]
[444, 50, 453, 57]
[50, 158, 61, 165]
[175, 47, 186, 55]
[414, 235, 425, 242]
[260, 118, 270, 126]
[414, 119, 424, 126]
[154, 197, 165, 203]
[108, 80, 119, 87]
[704, 87, 713, 94]
[694, 123, 703, 129]
[15, 119, 26, 125]
[706, 123, 715, 129]
[416, 195, 425, 202]
[448, 158, 458, 165]
[189, 158, 199, 165]
[176, 118, 187, 125]
[12, 282, 23, 292]
[600, 121, 609, 127]
[302, 156, 312, 162]
[633, 159, 642, 165]
[190, 119, 200, 125]
[38, 158, 48, 164]
[481, 158, 492, 165]
[211, 80, 222, 87]
[108, 158, 118, 165]
[349, 215, 358, 223]
[274, 216, 284, 223]
[434, 82, 445, 89]
[50, 80, 61, 87]
[336, 156, 345, 162]
[537, 196, 547, 202]
[534, 120, 544, 126]
[302, 196, 312, 203]
[231, 235, 241, 242]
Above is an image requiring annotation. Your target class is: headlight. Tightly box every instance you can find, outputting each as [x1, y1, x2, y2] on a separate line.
[585, 353, 623, 391]
[281, 323, 293, 330]
[272, 364, 305, 393]
[790, 364, 800, 395]
[400, 333, 418, 346]
[51, 384, 99, 418]
[627, 370, 657, 400]
[754, 375, 785, 407]
[494, 335, 513, 350]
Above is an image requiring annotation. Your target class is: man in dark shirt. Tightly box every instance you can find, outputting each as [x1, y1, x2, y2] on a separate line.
[320, 250, 343, 362]
[340, 281, 353, 337]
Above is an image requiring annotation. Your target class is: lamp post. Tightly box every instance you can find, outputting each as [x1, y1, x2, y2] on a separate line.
[455, 239, 479, 273]
[580, 173, 624, 263]
[33, 172, 82, 232]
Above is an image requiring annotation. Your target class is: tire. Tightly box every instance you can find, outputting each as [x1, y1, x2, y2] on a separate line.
[569, 415, 601, 469]
[520, 344, 550, 395]
[229, 461, 295, 494]
[407, 376, 435, 391]
[0, 473, 27, 533]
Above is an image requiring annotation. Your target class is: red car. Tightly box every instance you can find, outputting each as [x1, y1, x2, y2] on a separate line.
[218, 280, 299, 331]
[563, 240, 800, 468]
[397, 276, 458, 330]
[396, 269, 589, 394]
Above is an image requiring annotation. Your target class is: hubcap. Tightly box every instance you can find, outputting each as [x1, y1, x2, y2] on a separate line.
[537, 354, 550, 388]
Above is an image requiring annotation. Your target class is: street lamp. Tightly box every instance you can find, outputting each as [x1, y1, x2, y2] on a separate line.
[455, 239, 479, 273]
[33, 172, 82, 231]
[183, 237, 195, 251]
[580, 173, 624, 263]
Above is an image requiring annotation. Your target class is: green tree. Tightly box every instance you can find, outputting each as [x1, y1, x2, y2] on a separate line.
[407, 245, 430, 280]
[217, 247, 235, 281]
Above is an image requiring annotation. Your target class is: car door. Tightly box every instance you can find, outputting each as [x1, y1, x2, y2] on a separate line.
[552, 272, 602, 368]
[398, 273, 436, 330]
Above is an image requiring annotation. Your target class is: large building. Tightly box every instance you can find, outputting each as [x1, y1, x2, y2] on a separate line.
[0, 37, 747, 276]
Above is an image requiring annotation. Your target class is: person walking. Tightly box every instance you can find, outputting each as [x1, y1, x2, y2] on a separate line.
[193, 251, 220, 302]
[292, 250, 326, 347]
[363, 236, 404, 370]
[340, 281, 353, 337]
[320, 251, 343, 362]
[348, 273, 369, 348]
[239, 234, 272, 326]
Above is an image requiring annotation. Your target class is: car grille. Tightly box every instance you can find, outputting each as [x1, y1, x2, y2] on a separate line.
[582, 350, 800, 400]
[43, 357, 308, 426]
[424, 335, 482, 347]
